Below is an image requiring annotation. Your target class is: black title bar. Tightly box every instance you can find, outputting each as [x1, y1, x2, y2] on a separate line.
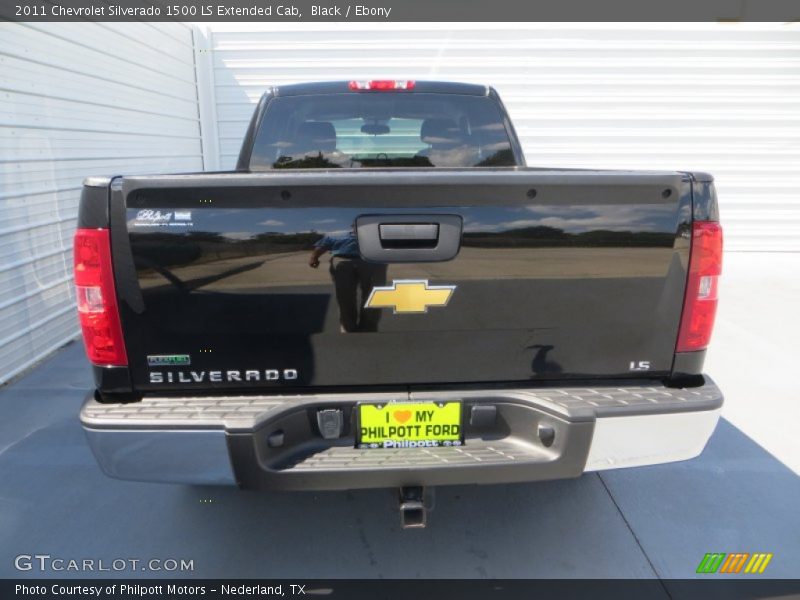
[2, 0, 799, 21]
[5, 579, 800, 600]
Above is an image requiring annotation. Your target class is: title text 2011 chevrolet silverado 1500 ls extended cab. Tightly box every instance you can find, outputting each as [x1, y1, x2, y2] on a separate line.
[76, 80, 723, 526]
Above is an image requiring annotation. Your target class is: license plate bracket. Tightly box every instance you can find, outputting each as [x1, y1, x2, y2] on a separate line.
[357, 401, 463, 449]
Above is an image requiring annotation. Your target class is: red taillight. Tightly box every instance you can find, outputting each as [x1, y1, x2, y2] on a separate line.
[676, 221, 723, 352]
[348, 80, 415, 91]
[74, 228, 128, 366]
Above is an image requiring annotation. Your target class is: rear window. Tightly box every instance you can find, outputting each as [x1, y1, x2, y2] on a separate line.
[249, 93, 517, 169]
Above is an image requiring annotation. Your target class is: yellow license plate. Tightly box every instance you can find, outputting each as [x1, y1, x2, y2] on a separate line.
[358, 401, 462, 449]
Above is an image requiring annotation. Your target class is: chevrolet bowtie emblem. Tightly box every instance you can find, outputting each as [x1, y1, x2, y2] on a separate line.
[364, 280, 456, 314]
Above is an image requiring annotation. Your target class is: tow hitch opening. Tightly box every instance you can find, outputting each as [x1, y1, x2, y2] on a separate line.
[399, 486, 431, 529]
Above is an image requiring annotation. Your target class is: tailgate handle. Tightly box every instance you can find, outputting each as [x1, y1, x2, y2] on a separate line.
[379, 223, 439, 245]
[357, 214, 462, 263]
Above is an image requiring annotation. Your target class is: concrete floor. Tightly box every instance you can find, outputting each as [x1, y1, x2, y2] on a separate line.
[0, 252, 798, 583]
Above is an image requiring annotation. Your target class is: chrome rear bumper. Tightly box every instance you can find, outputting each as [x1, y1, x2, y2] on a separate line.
[81, 378, 723, 489]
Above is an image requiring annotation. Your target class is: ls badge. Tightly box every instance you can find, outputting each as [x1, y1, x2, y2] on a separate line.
[364, 280, 456, 314]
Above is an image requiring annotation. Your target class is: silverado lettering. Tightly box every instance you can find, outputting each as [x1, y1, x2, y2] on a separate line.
[148, 369, 299, 384]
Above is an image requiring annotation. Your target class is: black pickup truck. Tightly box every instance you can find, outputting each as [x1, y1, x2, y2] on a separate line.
[76, 80, 723, 526]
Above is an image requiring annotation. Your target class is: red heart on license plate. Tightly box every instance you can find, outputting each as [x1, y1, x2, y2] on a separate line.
[394, 410, 412, 423]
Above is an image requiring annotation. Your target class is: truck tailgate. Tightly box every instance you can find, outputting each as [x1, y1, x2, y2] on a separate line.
[112, 169, 690, 392]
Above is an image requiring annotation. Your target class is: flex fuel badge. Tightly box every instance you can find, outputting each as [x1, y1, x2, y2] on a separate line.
[147, 354, 191, 367]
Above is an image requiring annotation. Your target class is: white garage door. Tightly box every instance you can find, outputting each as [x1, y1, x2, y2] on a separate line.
[206, 22, 800, 252]
[0, 23, 204, 384]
